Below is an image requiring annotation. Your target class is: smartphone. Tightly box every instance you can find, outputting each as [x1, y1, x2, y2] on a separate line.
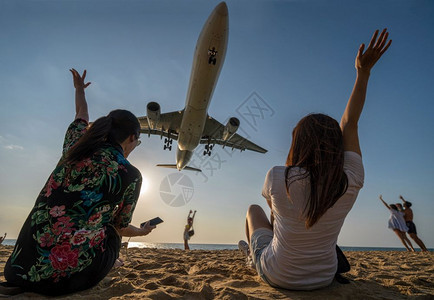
[141, 217, 164, 228]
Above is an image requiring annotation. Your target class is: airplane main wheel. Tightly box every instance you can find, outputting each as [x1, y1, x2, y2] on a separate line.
[164, 145, 167, 150]
[203, 151, 207, 156]
[205, 145, 209, 150]
[208, 152, 211, 156]
[168, 146, 172, 151]
[169, 140, 173, 144]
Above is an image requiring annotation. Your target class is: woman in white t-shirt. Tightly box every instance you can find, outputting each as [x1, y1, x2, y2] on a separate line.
[240, 29, 392, 290]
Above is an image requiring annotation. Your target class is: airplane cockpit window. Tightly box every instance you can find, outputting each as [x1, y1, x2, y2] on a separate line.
[208, 47, 218, 65]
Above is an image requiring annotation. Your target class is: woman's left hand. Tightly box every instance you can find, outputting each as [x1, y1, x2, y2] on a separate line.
[139, 221, 156, 236]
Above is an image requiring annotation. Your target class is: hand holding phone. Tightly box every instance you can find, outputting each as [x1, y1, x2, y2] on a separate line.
[141, 217, 164, 228]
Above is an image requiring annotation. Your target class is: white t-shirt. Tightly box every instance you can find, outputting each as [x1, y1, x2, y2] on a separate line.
[260, 151, 364, 290]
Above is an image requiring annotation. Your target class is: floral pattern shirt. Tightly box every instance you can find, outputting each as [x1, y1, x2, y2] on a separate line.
[8, 119, 142, 283]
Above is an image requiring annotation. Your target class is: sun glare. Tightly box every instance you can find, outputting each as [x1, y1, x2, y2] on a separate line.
[140, 177, 150, 195]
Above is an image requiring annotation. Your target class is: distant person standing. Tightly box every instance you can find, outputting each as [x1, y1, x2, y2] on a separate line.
[0, 233, 6, 244]
[183, 210, 196, 250]
[399, 195, 428, 252]
[379, 195, 414, 251]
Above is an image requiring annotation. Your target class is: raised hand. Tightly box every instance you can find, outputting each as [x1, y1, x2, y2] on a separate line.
[356, 29, 392, 74]
[70, 68, 91, 90]
[70, 68, 90, 121]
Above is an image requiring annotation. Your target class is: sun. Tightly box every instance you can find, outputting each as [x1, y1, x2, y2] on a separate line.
[140, 177, 150, 195]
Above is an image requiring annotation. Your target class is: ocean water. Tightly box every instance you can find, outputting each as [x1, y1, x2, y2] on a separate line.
[2, 239, 432, 252]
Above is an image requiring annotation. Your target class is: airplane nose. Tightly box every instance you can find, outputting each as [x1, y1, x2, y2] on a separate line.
[215, 1, 228, 16]
[176, 149, 193, 171]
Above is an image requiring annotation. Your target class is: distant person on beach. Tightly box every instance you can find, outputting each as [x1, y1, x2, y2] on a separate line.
[239, 29, 391, 290]
[184, 210, 196, 250]
[395, 203, 404, 212]
[399, 195, 428, 252]
[0, 233, 6, 244]
[2, 69, 155, 296]
[379, 195, 414, 251]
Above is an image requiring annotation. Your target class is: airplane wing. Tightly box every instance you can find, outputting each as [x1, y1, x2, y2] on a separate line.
[138, 111, 184, 139]
[200, 116, 267, 153]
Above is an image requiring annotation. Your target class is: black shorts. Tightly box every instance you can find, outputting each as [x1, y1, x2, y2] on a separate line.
[406, 221, 417, 234]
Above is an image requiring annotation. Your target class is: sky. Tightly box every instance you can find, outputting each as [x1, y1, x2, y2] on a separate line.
[0, 0, 433, 248]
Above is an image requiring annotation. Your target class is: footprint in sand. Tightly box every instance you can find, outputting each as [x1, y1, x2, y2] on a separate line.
[125, 272, 138, 279]
[144, 282, 159, 290]
[216, 287, 249, 300]
[134, 262, 161, 270]
[158, 275, 179, 286]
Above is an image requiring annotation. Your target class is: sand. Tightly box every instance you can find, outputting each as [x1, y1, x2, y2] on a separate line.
[1, 245, 433, 299]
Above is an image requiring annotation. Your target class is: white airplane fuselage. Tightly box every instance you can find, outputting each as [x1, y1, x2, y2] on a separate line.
[176, 2, 228, 170]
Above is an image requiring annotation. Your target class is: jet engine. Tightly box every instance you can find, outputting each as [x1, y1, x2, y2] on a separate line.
[222, 117, 240, 141]
[146, 101, 161, 130]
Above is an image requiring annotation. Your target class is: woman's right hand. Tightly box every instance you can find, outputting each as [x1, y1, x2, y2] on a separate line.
[117, 223, 156, 237]
[70, 68, 91, 91]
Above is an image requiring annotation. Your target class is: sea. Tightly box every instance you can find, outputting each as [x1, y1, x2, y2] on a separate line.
[2, 239, 432, 252]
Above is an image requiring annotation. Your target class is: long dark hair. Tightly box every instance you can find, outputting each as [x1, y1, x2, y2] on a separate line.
[65, 109, 140, 164]
[285, 114, 348, 228]
[389, 204, 398, 211]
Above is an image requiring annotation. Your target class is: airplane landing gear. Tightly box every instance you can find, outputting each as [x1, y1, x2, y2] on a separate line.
[203, 144, 213, 156]
[164, 137, 173, 151]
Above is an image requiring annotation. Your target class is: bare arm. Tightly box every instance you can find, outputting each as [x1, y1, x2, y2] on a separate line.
[340, 29, 392, 155]
[399, 195, 407, 204]
[70, 68, 91, 122]
[192, 210, 197, 220]
[379, 195, 390, 210]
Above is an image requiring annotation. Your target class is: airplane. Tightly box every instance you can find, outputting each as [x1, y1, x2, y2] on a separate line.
[138, 2, 267, 172]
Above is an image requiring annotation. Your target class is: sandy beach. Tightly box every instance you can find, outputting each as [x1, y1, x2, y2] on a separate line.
[1, 245, 433, 299]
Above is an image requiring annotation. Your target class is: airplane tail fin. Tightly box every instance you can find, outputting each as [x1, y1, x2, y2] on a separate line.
[156, 164, 202, 172]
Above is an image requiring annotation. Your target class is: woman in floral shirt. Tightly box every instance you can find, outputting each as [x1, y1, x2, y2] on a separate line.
[3, 69, 155, 296]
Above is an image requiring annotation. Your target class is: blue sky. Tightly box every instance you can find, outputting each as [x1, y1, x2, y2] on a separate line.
[0, 0, 433, 248]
